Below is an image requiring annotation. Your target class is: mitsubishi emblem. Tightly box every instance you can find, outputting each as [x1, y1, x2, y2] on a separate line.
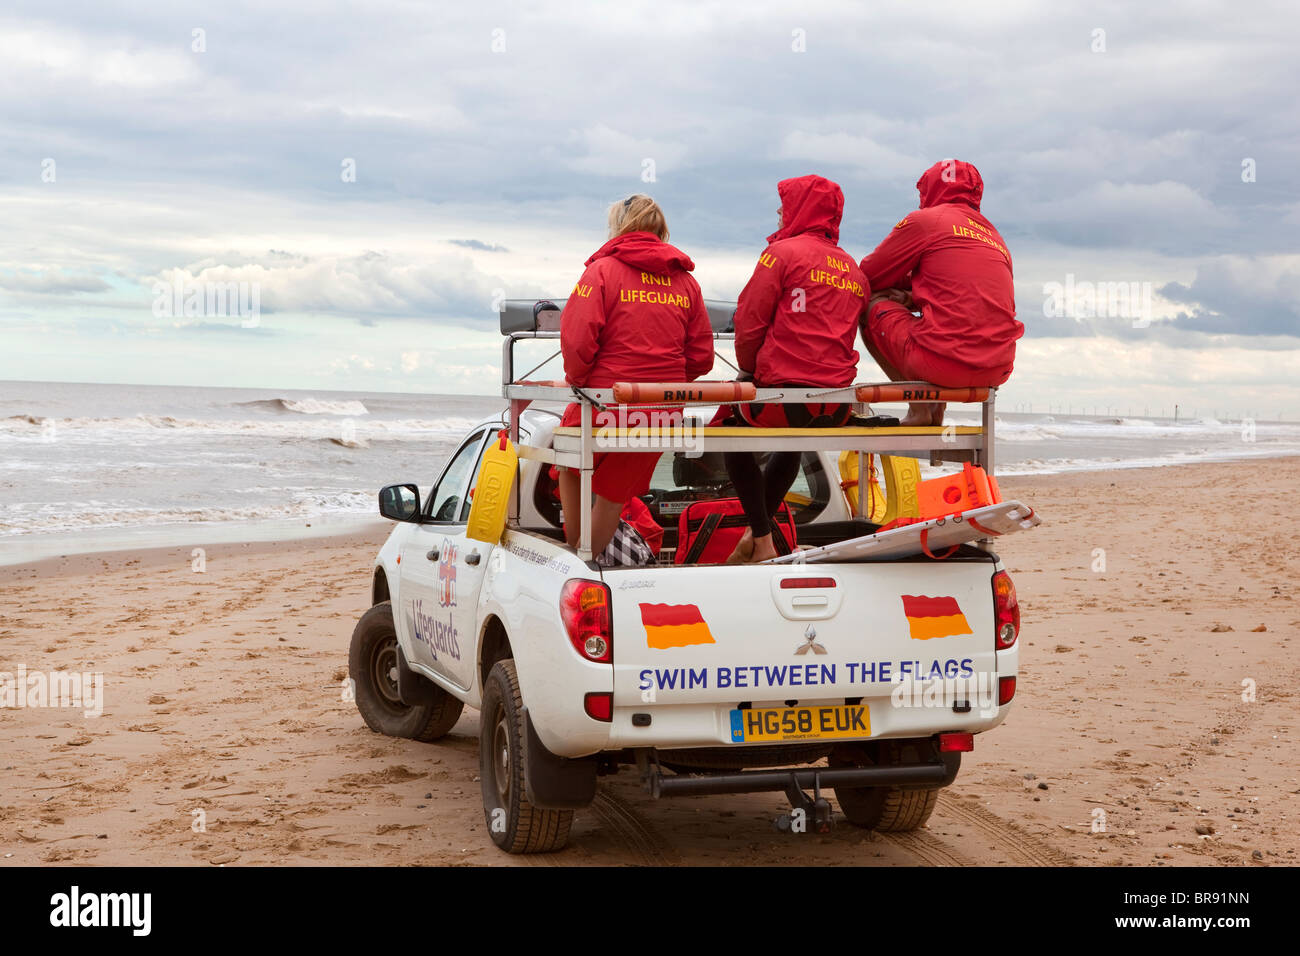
[795, 624, 826, 655]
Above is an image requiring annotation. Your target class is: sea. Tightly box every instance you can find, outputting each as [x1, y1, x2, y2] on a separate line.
[2, 379, 1298, 565]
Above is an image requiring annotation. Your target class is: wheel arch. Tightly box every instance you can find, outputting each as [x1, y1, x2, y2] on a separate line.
[479, 614, 513, 693]
[372, 566, 390, 605]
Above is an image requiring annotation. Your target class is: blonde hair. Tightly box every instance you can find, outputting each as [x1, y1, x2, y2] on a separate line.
[607, 194, 669, 241]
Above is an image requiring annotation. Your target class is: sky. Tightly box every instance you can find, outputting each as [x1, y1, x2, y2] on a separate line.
[1, 0, 1298, 419]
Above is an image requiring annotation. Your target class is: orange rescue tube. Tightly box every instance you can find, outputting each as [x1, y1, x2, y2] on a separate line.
[612, 381, 758, 404]
[855, 384, 990, 404]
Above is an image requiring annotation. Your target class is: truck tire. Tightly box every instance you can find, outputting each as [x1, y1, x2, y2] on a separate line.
[349, 602, 464, 741]
[829, 742, 940, 832]
[480, 660, 573, 853]
[834, 784, 939, 832]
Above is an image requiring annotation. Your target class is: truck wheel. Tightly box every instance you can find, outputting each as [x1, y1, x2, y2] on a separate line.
[480, 660, 573, 853]
[834, 785, 939, 832]
[349, 602, 464, 741]
[830, 744, 939, 832]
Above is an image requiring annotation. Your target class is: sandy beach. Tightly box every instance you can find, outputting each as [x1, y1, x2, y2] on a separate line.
[1, 457, 1296, 867]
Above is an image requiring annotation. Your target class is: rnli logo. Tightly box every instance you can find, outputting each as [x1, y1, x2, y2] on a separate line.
[437, 538, 457, 608]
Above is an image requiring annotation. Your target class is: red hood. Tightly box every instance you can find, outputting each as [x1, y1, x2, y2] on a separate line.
[585, 231, 696, 272]
[916, 160, 984, 210]
[767, 175, 843, 244]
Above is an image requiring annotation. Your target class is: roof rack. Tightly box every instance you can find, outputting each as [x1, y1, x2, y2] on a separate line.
[500, 299, 997, 560]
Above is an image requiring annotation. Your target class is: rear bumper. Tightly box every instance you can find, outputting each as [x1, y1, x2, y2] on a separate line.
[648, 750, 961, 798]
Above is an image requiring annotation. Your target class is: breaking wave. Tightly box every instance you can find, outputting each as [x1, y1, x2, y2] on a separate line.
[235, 397, 370, 416]
[0, 414, 475, 442]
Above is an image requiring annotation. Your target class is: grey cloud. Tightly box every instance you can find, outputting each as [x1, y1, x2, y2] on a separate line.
[146, 250, 527, 323]
[1019, 263, 1300, 346]
[3, 0, 1298, 348]
[447, 239, 510, 253]
[0, 271, 109, 294]
[7, 3, 1293, 243]
[1161, 262, 1300, 337]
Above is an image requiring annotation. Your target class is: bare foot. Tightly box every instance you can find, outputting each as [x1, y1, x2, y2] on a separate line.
[749, 533, 779, 563]
[725, 529, 755, 565]
[902, 402, 945, 427]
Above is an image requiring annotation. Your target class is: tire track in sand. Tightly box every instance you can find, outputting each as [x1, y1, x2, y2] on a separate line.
[521, 787, 677, 866]
[935, 795, 1074, 866]
[587, 787, 678, 865]
[878, 828, 978, 866]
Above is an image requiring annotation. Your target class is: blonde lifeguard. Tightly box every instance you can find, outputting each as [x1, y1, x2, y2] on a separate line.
[608, 194, 669, 241]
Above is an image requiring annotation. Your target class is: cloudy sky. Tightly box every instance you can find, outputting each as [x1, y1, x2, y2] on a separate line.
[1, 0, 1298, 418]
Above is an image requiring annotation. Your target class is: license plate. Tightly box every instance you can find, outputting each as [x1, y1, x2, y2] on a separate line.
[728, 705, 870, 743]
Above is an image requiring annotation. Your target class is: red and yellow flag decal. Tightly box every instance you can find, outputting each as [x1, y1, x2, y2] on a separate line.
[901, 595, 972, 641]
[640, 603, 716, 650]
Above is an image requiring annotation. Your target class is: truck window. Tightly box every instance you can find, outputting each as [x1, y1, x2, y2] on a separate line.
[426, 429, 489, 523]
[649, 451, 830, 525]
[531, 449, 831, 528]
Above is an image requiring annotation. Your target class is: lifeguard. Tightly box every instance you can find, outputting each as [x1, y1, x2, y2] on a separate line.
[858, 160, 1023, 426]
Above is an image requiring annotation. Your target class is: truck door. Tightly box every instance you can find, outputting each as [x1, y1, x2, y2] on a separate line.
[398, 426, 495, 691]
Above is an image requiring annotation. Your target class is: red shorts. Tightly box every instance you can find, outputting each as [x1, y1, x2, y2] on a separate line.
[868, 301, 1013, 388]
[558, 403, 677, 503]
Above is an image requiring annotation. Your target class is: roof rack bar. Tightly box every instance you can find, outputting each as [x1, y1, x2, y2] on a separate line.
[501, 307, 999, 563]
[578, 400, 594, 561]
[982, 388, 997, 476]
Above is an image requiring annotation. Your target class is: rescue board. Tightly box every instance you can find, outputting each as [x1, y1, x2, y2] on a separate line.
[465, 430, 517, 544]
[763, 500, 1040, 564]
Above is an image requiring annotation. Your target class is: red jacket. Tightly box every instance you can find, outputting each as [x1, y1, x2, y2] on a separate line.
[733, 175, 867, 387]
[561, 232, 714, 388]
[859, 160, 1023, 373]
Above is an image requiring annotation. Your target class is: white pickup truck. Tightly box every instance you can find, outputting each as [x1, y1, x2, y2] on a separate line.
[348, 301, 1027, 854]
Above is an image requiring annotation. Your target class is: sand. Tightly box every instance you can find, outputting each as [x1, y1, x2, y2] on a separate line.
[1, 458, 1296, 867]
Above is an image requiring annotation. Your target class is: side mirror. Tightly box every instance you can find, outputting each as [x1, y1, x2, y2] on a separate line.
[378, 484, 421, 522]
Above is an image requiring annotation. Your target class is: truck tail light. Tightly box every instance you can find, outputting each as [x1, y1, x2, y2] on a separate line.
[561, 579, 612, 664]
[938, 732, 974, 752]
[998, 676, 1016, 705]
[584, 692, 612, 722]
[992, 569, 1019, 649]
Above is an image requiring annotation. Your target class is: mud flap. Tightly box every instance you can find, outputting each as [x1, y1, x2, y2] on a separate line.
[395, 645, 436, 707]
[522, 707, 597, 810]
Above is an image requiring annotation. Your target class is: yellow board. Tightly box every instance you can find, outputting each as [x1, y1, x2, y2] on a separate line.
[729, 704, 871, 743]
[837, 452, 921, 524]
[465, 432, 517, 544]
[838, 451, 885, 522]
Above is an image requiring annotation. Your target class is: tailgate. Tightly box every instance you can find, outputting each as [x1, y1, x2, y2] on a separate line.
[606, 559, 1002, 746]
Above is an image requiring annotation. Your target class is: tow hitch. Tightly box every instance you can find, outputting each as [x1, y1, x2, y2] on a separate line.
[774, 772, 833, 834]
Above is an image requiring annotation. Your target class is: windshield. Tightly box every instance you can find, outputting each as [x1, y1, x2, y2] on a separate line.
[532, 449, 831, 529]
